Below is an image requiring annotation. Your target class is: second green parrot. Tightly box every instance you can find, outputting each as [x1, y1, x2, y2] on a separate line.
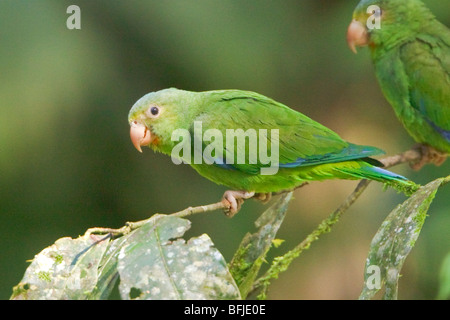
[129, 88, 418, 215]
[347, 0, 450, 168]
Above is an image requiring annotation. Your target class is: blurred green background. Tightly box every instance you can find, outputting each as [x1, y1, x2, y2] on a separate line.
[1, 0, 449, 300]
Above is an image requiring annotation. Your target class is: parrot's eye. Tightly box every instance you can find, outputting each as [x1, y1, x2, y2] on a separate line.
[146, 105, 160, 118]
[151, 107, 159, 115]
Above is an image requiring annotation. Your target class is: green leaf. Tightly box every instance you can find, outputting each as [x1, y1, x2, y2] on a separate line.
[115, 214, 240, 300]
[228, 192, 293, 299]
[11, 214, 240, 300]
[359, 177, 447, 300]
[87, 234, 128, 300]
[11, 234, 110, 300]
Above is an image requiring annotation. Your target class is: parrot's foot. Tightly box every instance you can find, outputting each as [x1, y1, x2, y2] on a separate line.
[254, 192, 272, 204]
[411, 144, 448, 170]
[222, 190, 255, 218]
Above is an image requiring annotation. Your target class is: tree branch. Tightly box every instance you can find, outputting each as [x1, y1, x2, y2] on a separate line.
[85, 201, 228, 237]
[380, 147, 422, 168]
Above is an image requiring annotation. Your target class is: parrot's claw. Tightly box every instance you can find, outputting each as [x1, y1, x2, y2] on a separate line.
[411, 144, 448, 170]
[254, 192, 272, 204]
[222, 190, 255, 218]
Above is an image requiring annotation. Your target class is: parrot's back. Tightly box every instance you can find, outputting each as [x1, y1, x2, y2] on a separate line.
[372, 18, 450, 153]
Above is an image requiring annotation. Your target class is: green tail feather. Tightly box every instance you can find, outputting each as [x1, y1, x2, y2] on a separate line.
[337, 164, 420, 196]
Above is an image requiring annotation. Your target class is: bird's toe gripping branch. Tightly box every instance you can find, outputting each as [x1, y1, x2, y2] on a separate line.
[253, 192, 272, 204]
[411, 144, 448, 170]
[222, 190, 256, 218]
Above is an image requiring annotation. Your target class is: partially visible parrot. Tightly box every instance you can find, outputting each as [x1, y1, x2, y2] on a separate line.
[129, 88, 418, 215]
[347, 0, 450, 169]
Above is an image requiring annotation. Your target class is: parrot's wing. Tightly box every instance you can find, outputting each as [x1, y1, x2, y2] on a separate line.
[190, 91, 384, 174]
[399, 24, 450, 136]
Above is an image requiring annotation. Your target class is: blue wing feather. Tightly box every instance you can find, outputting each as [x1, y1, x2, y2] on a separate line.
[279, 144, 385, 168]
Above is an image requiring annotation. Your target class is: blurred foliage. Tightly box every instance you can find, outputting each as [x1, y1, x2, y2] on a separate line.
[1, 0, 448, 299]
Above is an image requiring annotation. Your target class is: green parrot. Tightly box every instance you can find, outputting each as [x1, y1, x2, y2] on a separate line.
[129, 88, 418, 215]
[347, 0, 450, 169]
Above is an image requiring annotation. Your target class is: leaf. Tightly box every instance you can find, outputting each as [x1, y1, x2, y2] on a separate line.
[11, 234, 110, 300]
[116, 214, 240, 300]
[359, 177, 447, 300]
[228, 192, 293, 299]
[11, 214, 240, 300]
[87, 234, 128, 300]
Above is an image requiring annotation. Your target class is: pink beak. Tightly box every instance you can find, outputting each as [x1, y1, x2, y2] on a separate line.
[347, 19, 369, 54]
[130, 121, 152, 153]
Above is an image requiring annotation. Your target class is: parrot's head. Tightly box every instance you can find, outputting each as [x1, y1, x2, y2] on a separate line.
[347, 0, 435, 54]
[128, 88, 199, 155]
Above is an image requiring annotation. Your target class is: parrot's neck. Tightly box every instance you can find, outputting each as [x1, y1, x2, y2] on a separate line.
[369, 21, 436, 61]
[368, 2, 437, 60]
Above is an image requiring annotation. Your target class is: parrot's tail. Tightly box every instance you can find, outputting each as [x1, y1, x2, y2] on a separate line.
[336, 164, 420, 196]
